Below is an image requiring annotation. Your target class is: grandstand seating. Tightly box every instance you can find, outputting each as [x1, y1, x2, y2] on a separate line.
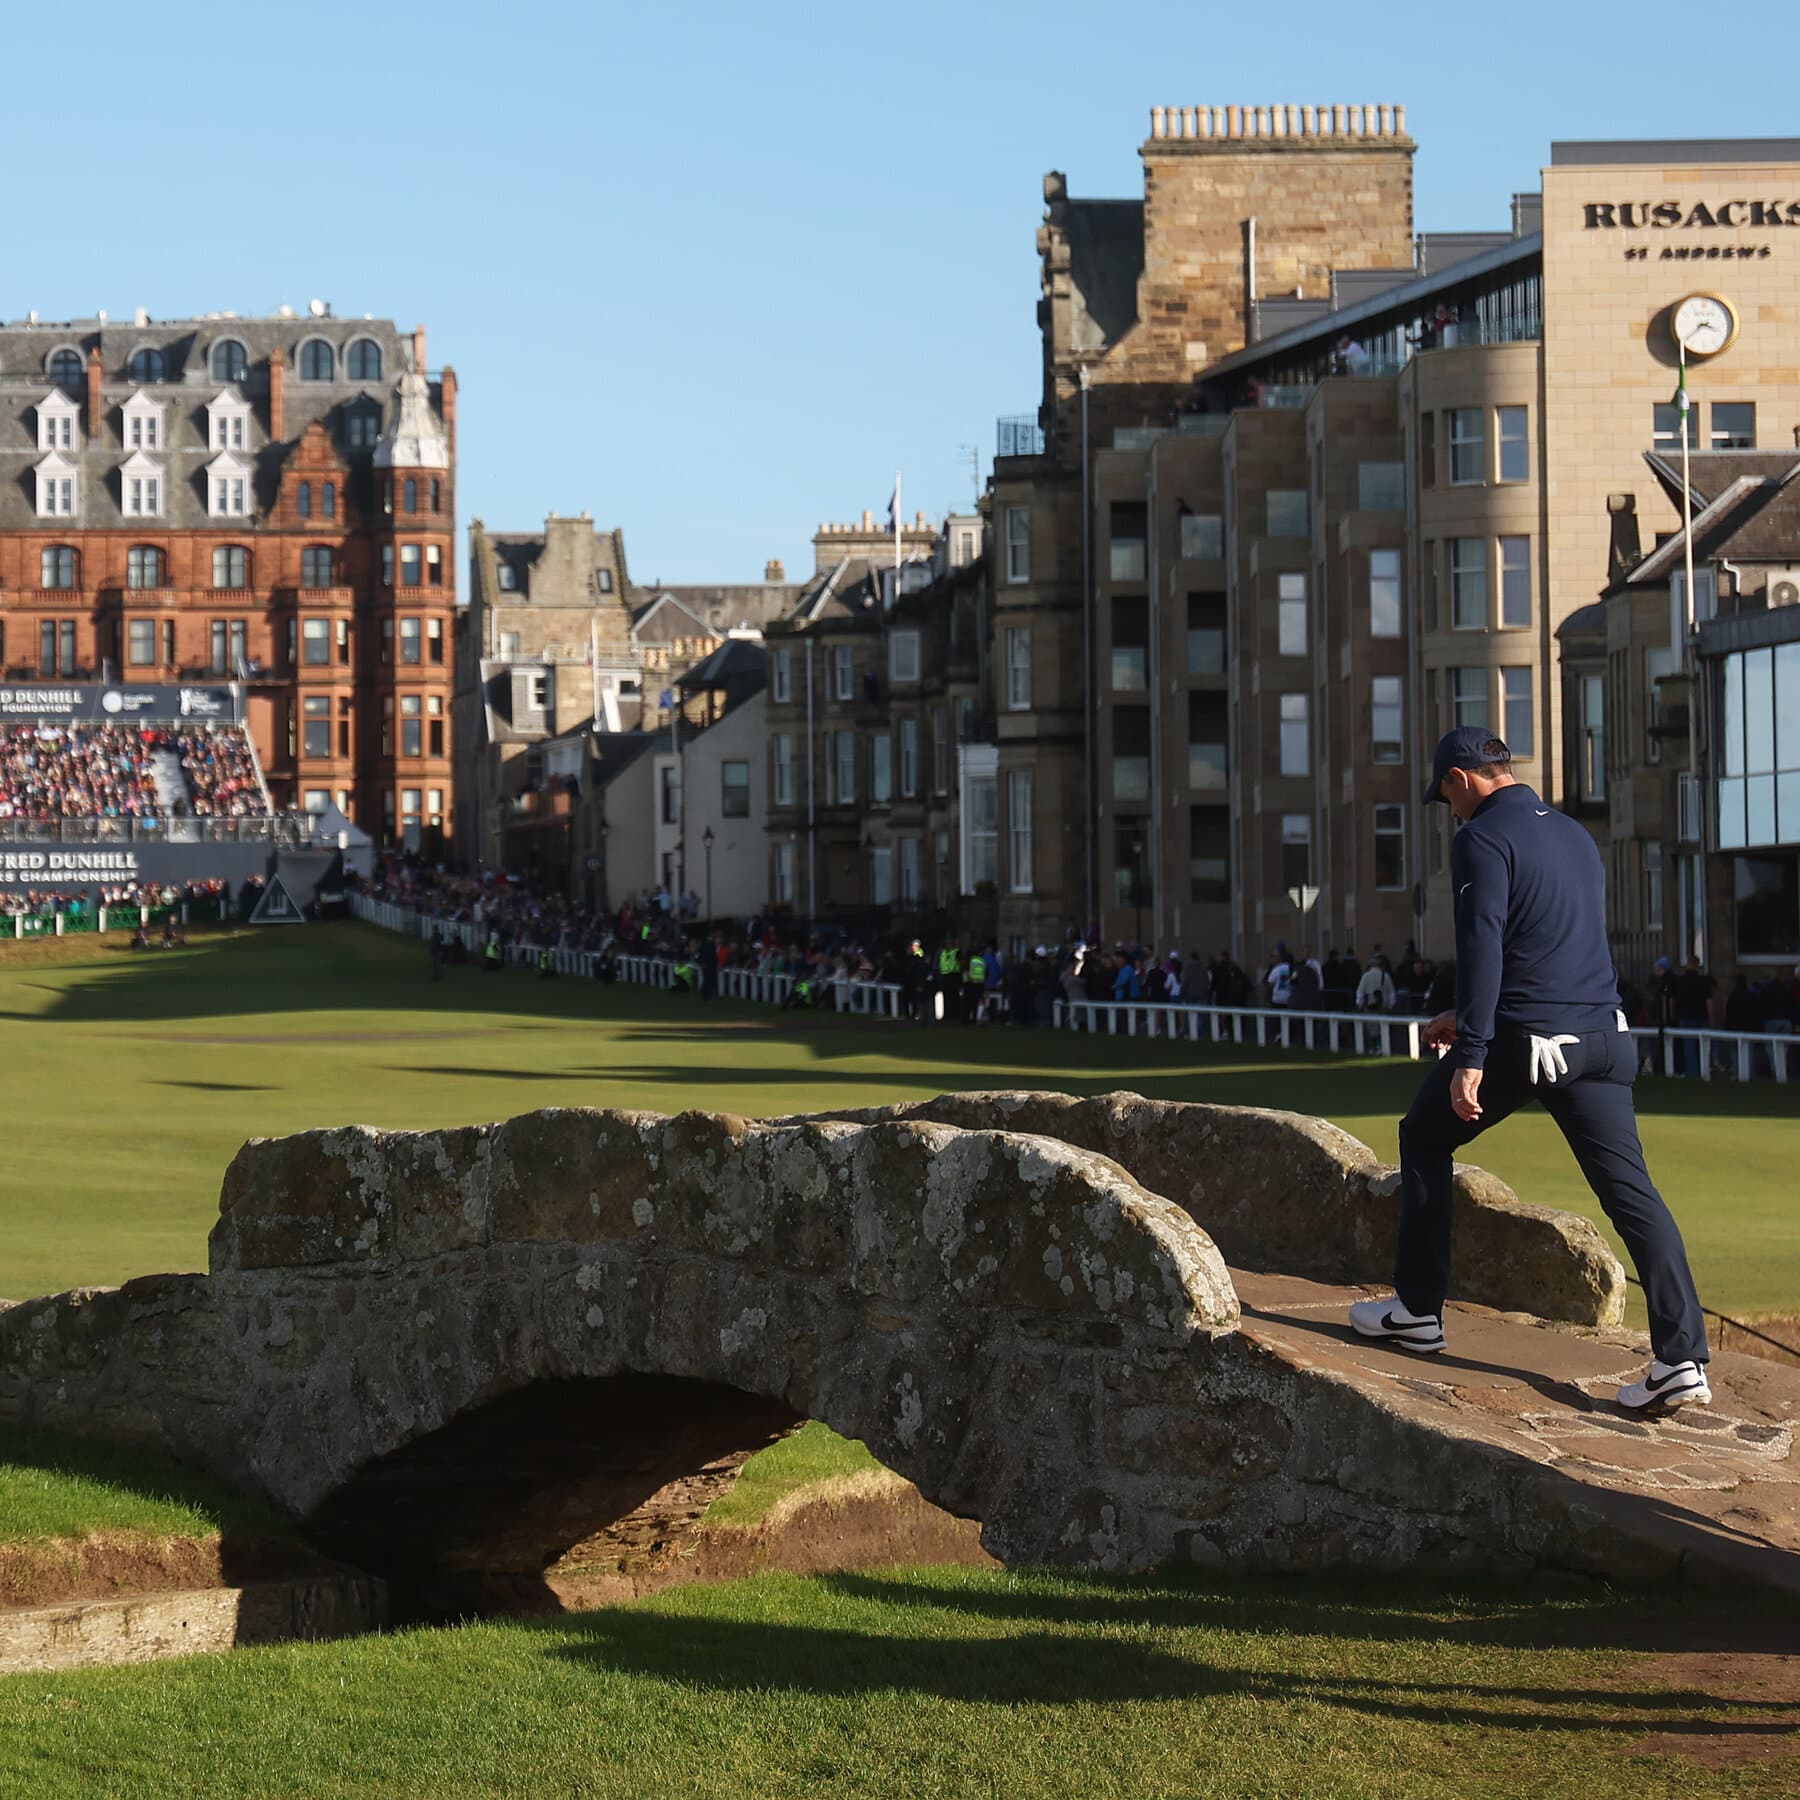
[0, 721, 269, 822]
[175, 724, 267, 818]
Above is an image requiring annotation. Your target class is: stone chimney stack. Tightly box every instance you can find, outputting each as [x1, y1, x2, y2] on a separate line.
[441, 367, 457, 460]
[269, 351, 285, 442]
[86, 347, 104, 442]
[412, 324, 428, 371]
[764, 558, 786, 582]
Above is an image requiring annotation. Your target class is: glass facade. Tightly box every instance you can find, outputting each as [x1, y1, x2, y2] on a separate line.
[1716, 643, 1800, 849]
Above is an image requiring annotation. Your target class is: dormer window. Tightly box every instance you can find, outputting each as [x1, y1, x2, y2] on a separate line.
[343, 402, 381, 449]
[34, 452, 78, 518]
[47, 347, 84, 392]
[211, 339, 248, 383]
[121, 389, 165, 453]
[206, 389, 252, 455]
[206, 450, 253, 518]
[36, 389, 79, 452]
[497, 562, 518, 592]
[128, 347, 165, 383]
[346, 338, 383, 382]
[120, 451, 163, 517]
[299, 339, 335, 381]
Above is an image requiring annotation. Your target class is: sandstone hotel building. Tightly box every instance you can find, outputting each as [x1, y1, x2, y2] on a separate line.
[957, 110, 1800, 977]
[0, 311, 456, 844]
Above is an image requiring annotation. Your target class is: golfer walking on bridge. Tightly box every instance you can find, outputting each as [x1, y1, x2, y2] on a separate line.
[1350, 728, 1711, 1410]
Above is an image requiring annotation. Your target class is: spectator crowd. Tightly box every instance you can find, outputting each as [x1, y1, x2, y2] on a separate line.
[0, 721, 269, 825]
[0, 723, 158, 821]
[176, 726, 266, 819]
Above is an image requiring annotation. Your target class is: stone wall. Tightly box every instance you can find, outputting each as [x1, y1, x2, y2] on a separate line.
[787, 1091, 1626, 1328]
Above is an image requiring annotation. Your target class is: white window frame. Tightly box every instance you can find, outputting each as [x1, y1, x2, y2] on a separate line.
[122, 391, 164, 453]
[1007, 769, 1034, 894]
[835, 730, 856, 804]
[1004, 505, 1030, 584]
[205, 450, 253, 519]
[775, 840, 795, 905]
[771, 647, 792, 704]
[1006, 626, 1031, 711]
[33, 453, 78, 519]
[899, 716, 919, 796]
[870, 732, 893, 805]
[889, 628, 921, 685]
[36, 389, 79, 452]
[831, 644, 853, 702]
[119, 450, 164, 518]
[773, 733, 793, 807]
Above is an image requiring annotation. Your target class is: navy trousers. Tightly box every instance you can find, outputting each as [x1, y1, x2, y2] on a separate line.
[1395, 1024, 1709, 1366]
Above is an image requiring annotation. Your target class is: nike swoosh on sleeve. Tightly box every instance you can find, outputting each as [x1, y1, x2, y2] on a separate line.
[1534, 808, 1549, 815]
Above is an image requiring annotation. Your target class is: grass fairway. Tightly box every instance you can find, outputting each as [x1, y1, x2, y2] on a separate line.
[1, 1567, 1793, 1798]
[1, 923, 1793, 1321]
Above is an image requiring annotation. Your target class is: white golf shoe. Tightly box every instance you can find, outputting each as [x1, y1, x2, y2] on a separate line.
[1617, 1359, 1712, 1410]
[1348, 1296, 1446, 1355]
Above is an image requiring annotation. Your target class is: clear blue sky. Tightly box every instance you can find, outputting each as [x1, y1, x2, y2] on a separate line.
[11, 0, 1784, 583]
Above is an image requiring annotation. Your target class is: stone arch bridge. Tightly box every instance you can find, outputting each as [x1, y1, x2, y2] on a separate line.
[3, 1096, 1794, 1602]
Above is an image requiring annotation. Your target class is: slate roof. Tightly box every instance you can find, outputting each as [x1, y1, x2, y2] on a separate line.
[0, 315, 444, 532]
[1621, 452, 1800, 592]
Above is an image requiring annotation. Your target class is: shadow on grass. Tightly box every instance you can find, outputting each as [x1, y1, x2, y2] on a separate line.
[0, 1420, 290, 1544]
[13, 928, 1798, 1122]
[809, 1569, 1799, 1653]
[541, 1574, 1798, 1731]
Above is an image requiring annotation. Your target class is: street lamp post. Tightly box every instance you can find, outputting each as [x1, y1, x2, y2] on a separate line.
[702, 825, 715, 925]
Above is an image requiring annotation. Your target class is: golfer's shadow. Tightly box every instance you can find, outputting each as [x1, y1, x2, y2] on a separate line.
[1291, 1311, 1614, 1416]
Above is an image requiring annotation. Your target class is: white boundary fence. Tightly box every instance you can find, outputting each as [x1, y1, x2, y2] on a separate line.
[349, 894, 1791, 1080]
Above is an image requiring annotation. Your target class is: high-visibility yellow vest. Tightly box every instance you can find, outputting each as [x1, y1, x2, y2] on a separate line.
[967, 955, 987, 983]
[938, 948, 959, 975]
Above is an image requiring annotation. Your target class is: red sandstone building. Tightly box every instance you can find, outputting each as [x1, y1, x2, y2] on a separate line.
[0, 310, 456, 844]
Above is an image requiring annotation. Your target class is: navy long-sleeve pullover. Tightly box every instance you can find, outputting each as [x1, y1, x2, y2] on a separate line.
[1450, 783, 1621, 1070]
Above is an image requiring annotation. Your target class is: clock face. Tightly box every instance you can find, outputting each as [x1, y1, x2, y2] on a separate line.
[1672, 293, 1736, 357]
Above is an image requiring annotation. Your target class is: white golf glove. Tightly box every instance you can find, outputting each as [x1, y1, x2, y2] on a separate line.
[1528, 1033, 1582, 1085]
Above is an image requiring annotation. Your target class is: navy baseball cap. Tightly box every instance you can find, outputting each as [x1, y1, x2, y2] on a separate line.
[1422, 727, 1509, 805]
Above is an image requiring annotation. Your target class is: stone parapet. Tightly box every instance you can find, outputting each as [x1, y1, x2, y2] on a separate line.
[788, 1091, 1627, 1328]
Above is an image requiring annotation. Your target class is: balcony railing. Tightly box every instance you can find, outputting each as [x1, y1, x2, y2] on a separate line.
[996, 415, 1045, 457]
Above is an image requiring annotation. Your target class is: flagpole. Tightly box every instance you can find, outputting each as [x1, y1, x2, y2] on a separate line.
[894, 470, 902, 587]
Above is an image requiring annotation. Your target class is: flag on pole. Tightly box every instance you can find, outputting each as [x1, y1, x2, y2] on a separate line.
[885, 474, 900, 536]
